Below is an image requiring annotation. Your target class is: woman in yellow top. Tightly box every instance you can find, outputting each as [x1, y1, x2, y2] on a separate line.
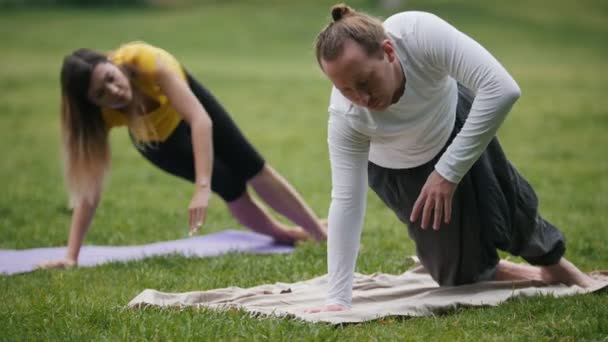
[39, 42, 327, 269]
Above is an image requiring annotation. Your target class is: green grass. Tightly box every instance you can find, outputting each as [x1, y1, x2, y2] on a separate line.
[1, 0, 607, 340]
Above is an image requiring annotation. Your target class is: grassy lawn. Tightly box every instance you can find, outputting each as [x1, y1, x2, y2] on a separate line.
[1, 0, 607, 340]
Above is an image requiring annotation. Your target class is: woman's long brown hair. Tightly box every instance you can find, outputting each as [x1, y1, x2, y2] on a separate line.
[60, 49, 111, 206]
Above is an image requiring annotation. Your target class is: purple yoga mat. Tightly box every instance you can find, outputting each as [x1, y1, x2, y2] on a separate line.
[0, 230, 294, 275]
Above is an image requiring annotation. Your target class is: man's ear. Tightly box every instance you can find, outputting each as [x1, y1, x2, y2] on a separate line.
[382, 39, 396, 62]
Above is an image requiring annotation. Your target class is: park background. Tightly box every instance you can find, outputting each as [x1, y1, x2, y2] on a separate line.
[1, 0, 607, 339]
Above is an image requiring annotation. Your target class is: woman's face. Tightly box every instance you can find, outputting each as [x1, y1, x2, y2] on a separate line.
[87, 62, 132, 110]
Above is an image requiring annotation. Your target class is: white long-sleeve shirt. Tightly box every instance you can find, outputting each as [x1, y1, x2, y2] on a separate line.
[326, 11, 521, 307]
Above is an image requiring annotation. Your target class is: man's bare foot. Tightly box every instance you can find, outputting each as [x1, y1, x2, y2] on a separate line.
[495, 260, 546, 283]
[495, 258, 599, 288]
[540, 258, 598, 288]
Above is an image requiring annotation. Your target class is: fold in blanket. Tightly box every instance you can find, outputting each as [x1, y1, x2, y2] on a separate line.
[128, 262, 608, 324]
[1, 230, 293, 275]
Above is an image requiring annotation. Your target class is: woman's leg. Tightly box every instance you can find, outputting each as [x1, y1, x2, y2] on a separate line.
[133, 134, 312, 244]
[227, 190, 311, 244]
[248, 165, 327, 241]
[184, 72, 326, 241]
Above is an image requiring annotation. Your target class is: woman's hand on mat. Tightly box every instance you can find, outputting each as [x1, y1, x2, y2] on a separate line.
[36, 258, 76, 270]
[188, 187, 210, 236]
[410, 170, 457, 230]
[303, 304, 348, 314]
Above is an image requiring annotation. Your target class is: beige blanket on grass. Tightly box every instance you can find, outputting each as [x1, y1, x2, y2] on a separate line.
[128, 262, 608, 324]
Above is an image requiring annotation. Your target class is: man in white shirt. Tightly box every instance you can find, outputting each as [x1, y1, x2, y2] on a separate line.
[306, 4, 597, 313]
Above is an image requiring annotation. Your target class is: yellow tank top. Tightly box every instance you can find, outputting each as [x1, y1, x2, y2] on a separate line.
[101, 42, 187, 142]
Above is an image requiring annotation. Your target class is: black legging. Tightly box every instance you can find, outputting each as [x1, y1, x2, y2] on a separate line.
[132, 73, 265, 202]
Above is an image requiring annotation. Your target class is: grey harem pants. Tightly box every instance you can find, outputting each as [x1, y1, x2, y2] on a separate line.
[368, 85, 566, 286]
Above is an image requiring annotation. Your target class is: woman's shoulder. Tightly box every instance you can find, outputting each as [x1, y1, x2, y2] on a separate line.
[110, 41, 182, 77]
[111, 41, 153, 61]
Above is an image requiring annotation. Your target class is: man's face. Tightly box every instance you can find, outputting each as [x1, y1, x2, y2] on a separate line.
[321, 39, 400, 111]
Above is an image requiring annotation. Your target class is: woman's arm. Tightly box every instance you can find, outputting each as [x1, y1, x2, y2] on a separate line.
[155, 61, 214, 235]
[37, 185, 102, 269]
[65, 192, 101, 262]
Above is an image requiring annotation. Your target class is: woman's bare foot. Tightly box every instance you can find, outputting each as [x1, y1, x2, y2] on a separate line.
[314, 218, 328, 241]
[296, 218, 328, 242]
[272, 226, 312, 245]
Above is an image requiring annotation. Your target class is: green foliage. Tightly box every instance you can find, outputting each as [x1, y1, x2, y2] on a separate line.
[1, 0, 607, 340]
[0, 0, 148, 9]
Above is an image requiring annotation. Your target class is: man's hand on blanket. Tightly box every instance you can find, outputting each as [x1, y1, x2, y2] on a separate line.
[410, 170, 457, 230]
[36, 258, 76, 270]
[303, 304, 348, 314]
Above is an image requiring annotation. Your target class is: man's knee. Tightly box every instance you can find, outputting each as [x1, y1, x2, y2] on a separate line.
[420, 253, 498, 286]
